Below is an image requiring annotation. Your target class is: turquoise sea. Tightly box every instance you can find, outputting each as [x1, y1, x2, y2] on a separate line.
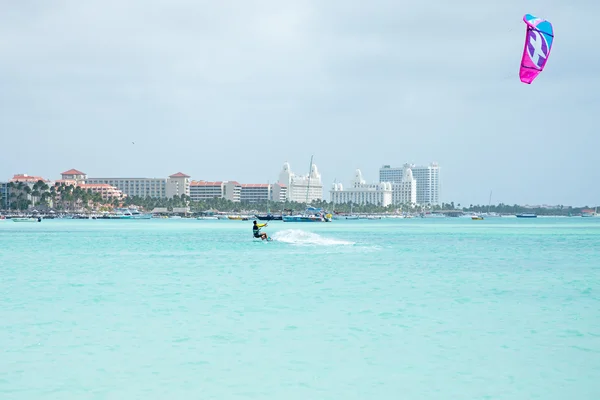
[1, 217, 599, 399]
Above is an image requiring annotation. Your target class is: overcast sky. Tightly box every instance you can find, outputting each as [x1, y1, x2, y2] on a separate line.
[1, 0, 598, 206]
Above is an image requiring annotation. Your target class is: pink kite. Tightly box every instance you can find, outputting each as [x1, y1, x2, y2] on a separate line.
[519, 14, 554, 84]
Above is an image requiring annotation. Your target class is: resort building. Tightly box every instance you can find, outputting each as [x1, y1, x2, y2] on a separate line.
[240, 184, 271, 203]
[277, 161, 323, 203]
[60, 169, 87, 183]
[271, 183, 287, 202]
[190, 181, 223, 201]
[379, 162, 439, 205]
[166, 172, 191, 198]
[189, 181, 241, 202]
[221, 181, 241, 202]
[10, 174, 50, 186]
[391, 167, 417, 205]
[86, 172, 190, 199]
[78, 184, 125, 201]
[238, 183, 287, 203]
[330, 169, 393, 207]
[7, 174, 52, 206]
[0, 182, 8, 209]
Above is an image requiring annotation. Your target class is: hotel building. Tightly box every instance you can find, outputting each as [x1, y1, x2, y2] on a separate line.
[189, 181, 241, 202]
[380, 162, 439, 205]
[85, 172, 190, 199]
[0, 182, 8, 209]
[78, 184, 125, 201]
[277, 162, 323, 203]
[239, 183, 287, 203]
[330, 169, 393, 207]
[189, 181, 286, 203]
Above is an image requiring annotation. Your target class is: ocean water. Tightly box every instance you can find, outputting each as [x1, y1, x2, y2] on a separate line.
[1, 217, 599, 399]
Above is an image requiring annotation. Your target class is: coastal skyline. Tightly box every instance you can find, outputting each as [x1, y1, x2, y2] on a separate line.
[1, 1, 599, 206]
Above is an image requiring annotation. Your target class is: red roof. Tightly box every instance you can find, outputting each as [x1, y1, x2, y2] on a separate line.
[79, 183, 115, 189]
[169, 172, 190, 178]
[190, 181, 223, 186]
[10, 174, 48, 182]
[61, 169, 86, 175]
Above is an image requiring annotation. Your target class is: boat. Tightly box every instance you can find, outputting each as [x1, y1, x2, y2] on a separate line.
[197, 216, 218, 220]
[255, 213, 283, 221]
[13, 217, 41, 222]
[471, 215, 484, 220]
[332, 213, 359, 220]
[482, 191, 501, 217]
[581, 207, 598, 217]
[331, 203, 359, 220]
[130, 209, 152, 219]
[516, 213, 537, 218]
[227, 215, 249, 221]
[283, 207, 332, 222]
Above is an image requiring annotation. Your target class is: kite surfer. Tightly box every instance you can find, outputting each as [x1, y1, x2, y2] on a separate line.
[253, 220, 270, 241]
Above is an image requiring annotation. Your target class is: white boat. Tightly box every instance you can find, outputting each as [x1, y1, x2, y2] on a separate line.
[197, 216, 218, 220]
[13, 217, 41, 222]
[516, 213, 537, 218]
[130, 210, 152, 219]
[582, 207, 598, 217]
[283, 207, 332, 222]
[332, 214, 359, 220]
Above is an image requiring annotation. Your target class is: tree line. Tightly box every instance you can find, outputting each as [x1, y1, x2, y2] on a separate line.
[3, 180, 596, 216]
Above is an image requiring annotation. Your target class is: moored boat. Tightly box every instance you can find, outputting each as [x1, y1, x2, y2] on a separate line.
[255, 213, 283, 221]
[282, 207, 332, 222]
[516, 213, 537, 218]
[13, 217, 41, 222]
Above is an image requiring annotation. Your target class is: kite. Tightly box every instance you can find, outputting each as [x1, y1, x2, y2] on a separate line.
[519, 14, 554, 84]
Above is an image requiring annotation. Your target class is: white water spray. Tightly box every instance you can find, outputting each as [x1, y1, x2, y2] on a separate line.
[271, 229, 355, 246]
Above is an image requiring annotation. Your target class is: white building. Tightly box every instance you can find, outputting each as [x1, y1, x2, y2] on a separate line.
[86, 177, 167, 198]
[380, 162, 439, 205]
[239, 183, 287, 203]
[190, 181, 223, 200]
[240, 184, 270, 203]
[166, 172, 191, 198]
[278, 161, 323, 203]
[330, 169, 393, 207]
[271, 183, 287, 202]
[189, 181, 241, 202]
[60, 169, 87, 183]
[391, 167, 417, 205]
[86, 172, 190, 199]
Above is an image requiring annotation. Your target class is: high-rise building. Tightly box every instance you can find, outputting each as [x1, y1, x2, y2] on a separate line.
[86, 172, 190, 199]
[380, 162, 439, 205]
[240, 184, 271, 203]
[391, 167, 417, 205]
[190, 181, 285, 203]
[277, 161, 323, 203]
[189, 181, 241, 202]
[330, 169, 392, 207]
[0, 182, 8, 209]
